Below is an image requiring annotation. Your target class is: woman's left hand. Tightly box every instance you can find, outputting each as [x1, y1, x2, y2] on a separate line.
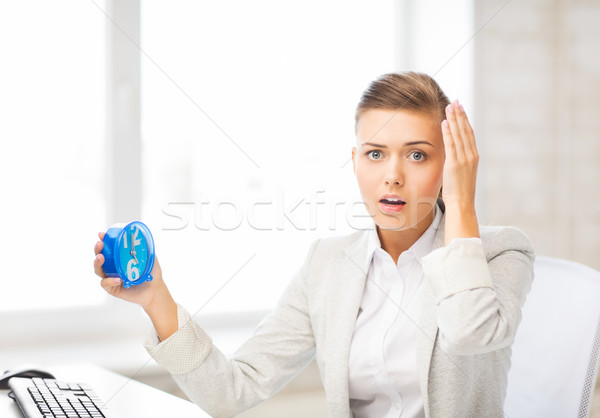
[441, 100, 480, 244]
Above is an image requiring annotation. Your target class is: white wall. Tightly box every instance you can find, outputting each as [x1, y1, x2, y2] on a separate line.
[474, 0, 600, 271]
[474, 1, 600, 414]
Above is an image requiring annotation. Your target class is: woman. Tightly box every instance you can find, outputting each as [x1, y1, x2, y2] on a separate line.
[93, 72, 535, 417]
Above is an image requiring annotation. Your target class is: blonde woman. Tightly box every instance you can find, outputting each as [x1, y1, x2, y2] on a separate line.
[94, 71, 535, 417]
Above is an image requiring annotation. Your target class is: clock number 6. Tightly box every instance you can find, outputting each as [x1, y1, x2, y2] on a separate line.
[127, 259, 140, 282]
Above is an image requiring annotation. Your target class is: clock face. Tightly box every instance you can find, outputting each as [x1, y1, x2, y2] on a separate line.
[117, 223, 150, 283]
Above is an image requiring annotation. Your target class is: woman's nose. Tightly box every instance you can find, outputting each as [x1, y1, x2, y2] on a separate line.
[384, 158, 404, 186]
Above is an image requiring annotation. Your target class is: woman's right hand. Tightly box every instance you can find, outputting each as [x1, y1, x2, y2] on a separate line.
[94, 231, 179, 341]
[93, 231, 166, 310]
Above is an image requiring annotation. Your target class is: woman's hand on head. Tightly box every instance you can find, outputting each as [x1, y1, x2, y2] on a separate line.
[441, 100, 480, 243]
[441, 100, 479, 207]
[93, 232, 168, 310]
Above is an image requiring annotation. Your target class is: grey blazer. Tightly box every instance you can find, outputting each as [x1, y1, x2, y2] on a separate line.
[146, 215, 535, 418]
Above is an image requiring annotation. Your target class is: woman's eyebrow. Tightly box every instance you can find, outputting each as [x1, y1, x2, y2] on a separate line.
[360, 141, 387, 148]
[360, 140, 434, 148]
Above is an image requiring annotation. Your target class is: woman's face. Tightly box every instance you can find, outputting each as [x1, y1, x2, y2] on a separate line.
[352, 108, 445, 232]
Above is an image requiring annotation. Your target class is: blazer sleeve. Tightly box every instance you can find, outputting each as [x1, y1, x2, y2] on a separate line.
[421, 226, 535, 356]
[143, 239, 320, 418]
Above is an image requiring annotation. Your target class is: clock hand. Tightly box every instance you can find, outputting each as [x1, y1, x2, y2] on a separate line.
[130, 232, 139, 264]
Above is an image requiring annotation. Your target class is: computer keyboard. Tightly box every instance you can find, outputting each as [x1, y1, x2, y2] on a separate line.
[9, 377, 112, 418]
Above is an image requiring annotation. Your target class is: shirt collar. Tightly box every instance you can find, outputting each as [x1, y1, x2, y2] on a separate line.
[364, 204, 443, 271]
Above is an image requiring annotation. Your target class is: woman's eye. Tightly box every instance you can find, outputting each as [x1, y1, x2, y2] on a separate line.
[409, 151, 425, 161]
[366, 150, 382, 160]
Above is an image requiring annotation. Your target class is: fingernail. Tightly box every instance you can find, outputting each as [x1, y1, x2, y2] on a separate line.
[94, 242, 99, 250]
[112, 278, 121, 284]
[446, 104, 453, 114]
[442, 120, 449, 128]
[459, 103, 465, 112]
[95, 254, 101, 261]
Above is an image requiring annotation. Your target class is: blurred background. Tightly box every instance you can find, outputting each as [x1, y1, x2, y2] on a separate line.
[0, 0, 598, 417]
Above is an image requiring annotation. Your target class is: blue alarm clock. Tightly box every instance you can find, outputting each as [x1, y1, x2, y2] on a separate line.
[101, 221, 155, 288]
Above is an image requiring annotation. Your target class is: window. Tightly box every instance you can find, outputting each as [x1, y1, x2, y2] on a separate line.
[140, 0, 398, 314]
[140, 0, 473, 315]
[0, 0, 473, 317]
[0, 0, 107, 311]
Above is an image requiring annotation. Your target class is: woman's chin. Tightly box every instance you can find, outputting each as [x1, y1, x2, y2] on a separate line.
[374, 213, 413, 231]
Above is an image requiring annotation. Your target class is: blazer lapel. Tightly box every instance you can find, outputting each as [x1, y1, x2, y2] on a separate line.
[322, 230, 369, 417]
[416, 214, 446, 414]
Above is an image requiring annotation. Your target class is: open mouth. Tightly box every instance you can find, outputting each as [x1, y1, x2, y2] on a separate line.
[379, 197, 406, 213]
[379, 198, 406, 205]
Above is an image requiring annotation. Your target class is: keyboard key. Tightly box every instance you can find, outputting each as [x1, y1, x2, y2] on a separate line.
[11, 377, 112, 418]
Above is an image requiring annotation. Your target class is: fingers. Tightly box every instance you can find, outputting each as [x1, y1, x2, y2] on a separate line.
[94, 238, 104, 256]
[94, 252, 108, 279]
[441, 118, 454, 162]
[453, 101, 478, 158]
[444, 101, 465, 160]
[94, 231, 107, 277]
[94, 230, 122, 293]
[100, 276, 121, 292]
[443, 100, 478, 162]
[93, 234, 107, 278]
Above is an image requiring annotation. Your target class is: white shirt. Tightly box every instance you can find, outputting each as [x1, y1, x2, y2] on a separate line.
[348, 206, 442, 418]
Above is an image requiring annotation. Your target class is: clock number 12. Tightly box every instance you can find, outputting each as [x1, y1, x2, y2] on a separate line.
[123, 226, 141, 249]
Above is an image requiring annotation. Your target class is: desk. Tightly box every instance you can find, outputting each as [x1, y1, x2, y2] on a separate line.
[0, 363, 208, 417]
